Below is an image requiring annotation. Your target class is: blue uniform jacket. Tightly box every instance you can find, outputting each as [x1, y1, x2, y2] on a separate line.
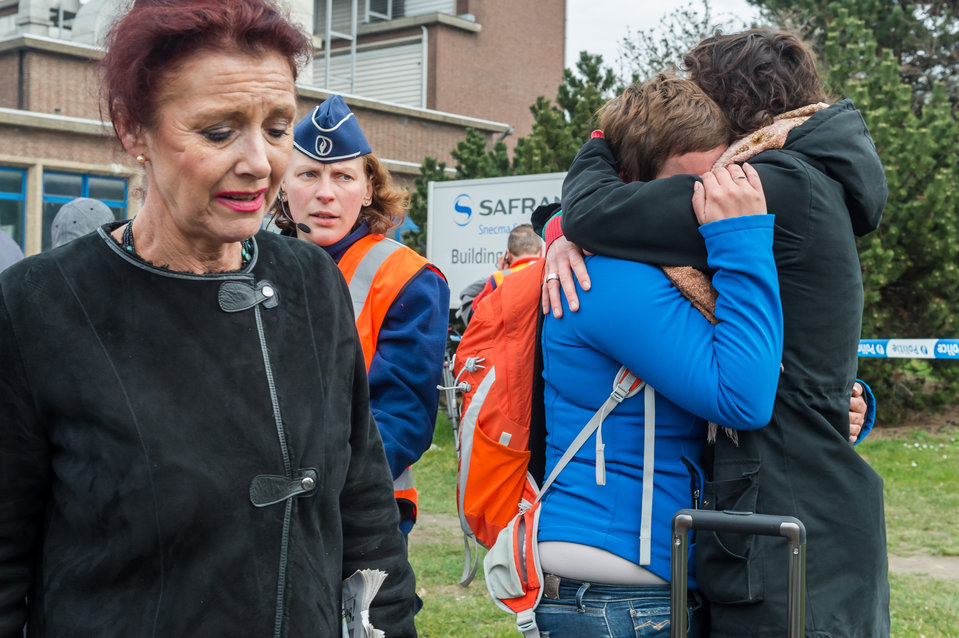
[538, 214, 783, 587]
[324, 223, 450, 479]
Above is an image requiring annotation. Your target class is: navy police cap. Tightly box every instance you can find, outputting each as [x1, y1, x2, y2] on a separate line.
[293, 95, 372, 162]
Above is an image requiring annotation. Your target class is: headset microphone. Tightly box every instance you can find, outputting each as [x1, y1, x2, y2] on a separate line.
[296, 223, 312, 234]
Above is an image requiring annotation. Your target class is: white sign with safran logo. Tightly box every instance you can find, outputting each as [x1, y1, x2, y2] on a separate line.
[427, 173, 564, 309]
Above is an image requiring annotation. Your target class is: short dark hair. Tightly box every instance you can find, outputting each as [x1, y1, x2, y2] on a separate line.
[103, 0, 312, 142]
[684, 28, 826, 136]
[598, 74, 731, 182]
[507, 224, 542, 259]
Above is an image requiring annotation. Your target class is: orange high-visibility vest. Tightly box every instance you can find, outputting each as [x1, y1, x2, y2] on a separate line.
[337, 234, 432, 370]
[336, 233, 434, 521]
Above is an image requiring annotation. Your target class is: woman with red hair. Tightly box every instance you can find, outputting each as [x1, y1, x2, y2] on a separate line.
[0, 1, 416, 635]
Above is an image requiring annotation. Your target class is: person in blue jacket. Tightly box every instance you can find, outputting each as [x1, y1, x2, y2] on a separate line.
[274, 95, 450, 537]
[547, 30, 889, 638]
[534, 75, 783, 638]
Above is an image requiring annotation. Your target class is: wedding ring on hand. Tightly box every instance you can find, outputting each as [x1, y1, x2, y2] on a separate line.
[545, 273, 560, 282]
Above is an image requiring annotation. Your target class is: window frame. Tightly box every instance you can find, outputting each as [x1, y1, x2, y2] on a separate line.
[41, 171, 128, 251]
[0, 166, 28, 249]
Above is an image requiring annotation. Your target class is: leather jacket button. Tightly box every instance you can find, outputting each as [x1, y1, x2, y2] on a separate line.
[262, 285, 275, 297]
[301, 476, 316, 491]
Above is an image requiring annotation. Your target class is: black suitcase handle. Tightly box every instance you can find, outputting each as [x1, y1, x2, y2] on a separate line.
[670, 509, 806, 638]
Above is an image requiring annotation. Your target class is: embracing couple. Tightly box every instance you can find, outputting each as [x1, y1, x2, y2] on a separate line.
[532, 27, 889, 638]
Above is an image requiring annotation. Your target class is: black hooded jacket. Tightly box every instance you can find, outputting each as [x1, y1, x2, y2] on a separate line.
[0, 228, 416, 637]
[561, 99, 889, 637]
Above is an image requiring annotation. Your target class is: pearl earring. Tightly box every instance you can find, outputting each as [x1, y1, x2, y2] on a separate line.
[136, 154, 147, 164]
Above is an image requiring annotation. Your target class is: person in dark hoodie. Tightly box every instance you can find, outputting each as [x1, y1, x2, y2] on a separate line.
[544, 29, 889, 638]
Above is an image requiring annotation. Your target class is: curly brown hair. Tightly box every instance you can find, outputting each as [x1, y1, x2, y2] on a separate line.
[272, 153, 409, 236]
[598, 74, 732, 182]
[684, 29, 826, 137]
[361, 154, 409, 235]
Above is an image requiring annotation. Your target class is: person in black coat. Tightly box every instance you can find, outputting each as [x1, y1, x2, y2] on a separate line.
[0, 1, 416, 636]
[546, 28, 889, 638]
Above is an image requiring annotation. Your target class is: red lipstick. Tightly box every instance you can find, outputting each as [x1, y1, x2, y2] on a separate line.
[215, 188, 267, 213]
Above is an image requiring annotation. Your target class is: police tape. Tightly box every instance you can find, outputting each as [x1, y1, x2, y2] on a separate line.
[859, 339, 959, 359]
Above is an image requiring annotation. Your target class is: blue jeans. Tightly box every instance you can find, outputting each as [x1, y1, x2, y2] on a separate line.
[534, 578, 706, 638]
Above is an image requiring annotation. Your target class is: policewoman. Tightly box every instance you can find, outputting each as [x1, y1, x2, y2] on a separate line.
[275, 95, 450, 536]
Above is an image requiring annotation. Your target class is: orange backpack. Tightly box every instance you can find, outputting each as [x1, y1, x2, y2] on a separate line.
[452, 260, 547, 576]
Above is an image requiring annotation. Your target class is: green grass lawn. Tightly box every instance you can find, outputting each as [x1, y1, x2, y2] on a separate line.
[409, 414, 517, 636]
[409, 414, 959, 637]
[859, 423, 959, 637]
[858, 425, 959, 557]
[887, 573, 959, 638]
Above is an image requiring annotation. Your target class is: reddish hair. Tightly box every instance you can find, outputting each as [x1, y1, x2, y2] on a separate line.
[103, 0, 312, 140]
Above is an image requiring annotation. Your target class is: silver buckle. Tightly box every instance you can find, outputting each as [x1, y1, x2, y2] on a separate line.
[543, 572, 561, 600]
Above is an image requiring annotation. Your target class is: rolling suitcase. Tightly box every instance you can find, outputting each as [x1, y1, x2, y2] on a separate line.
[670, 509, 807, 638]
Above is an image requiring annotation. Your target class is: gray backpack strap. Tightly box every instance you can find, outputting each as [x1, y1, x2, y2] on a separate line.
[536, 366, 644, 503]
[640, 384, 655, 565]
[460, 534, 479, 587]
[535, 365, 656, 567]
[456, 365, 496, 587]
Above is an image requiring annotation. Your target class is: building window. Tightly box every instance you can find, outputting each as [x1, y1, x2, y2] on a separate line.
[315, 41, 424, 106]
[314, 0, 415, 32]
[42, 172, 128, 251]
[0, 167, 26, 249]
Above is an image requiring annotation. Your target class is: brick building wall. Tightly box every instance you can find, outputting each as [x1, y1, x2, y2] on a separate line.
[431, 0, 565, 141]
[1, 124, 125, 165]
[325, 2, 566, 147]
[23, 51, 102, 119]
[0, 54, 18, 109]
[1, 38, 103, 118]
